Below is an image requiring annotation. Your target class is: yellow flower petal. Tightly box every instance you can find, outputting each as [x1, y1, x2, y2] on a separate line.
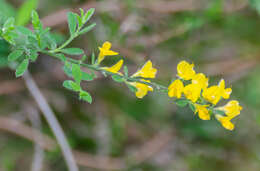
[130, 60, 157, 98]
[218, 79, 232, 99]
[195, 104, 210, 120]
[102, 41, 112, 50]
[131, 81, 153, 98]
[103, 59, 123, 74]
[202, 85, 221, 105]
[192, 73, 208, 89]
[202, 79, 231, 105]
[215, 115, 235, 131]
[183, 84, 201, 103]
[218, 100, 242, 118]
[98, 41, 119, 64]
[168, 79, 184, 98]
[133, 60, 157, 78]
[177, 60, 196, 80]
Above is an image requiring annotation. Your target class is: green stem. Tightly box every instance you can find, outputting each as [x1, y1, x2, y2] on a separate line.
[49, 35, 76, 53]
[49, 25, 82, 53]
[42, 50, 168, 92]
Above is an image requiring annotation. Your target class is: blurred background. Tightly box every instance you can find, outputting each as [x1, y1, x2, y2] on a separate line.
[0, 0, 260, 170]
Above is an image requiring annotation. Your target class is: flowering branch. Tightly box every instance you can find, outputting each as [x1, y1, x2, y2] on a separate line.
[0, 7, 242, 136]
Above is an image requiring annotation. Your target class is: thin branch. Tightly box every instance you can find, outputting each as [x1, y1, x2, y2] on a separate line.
[0, 116, 125, 170]
[0, 116, 173, 170]
[23, 71, 79, 171]
[25, 104, 44, 171]
[42, 50, 168, 92]
[0, 116, 55, 150]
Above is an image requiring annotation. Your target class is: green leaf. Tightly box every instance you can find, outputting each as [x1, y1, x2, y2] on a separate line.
[63, 80, 81, 92]
[16, 0, 38, 26]
[175, 99, 189, 107]
[76, 13, 82, 28]
[45, 34, 57, 50]
[8, 50, 23, 61]
[63, 80, 73, 90]
[63, 61, 72, 77]
[79, 8, 84, 17]
[78, 23, 96, 35]
[31, 10, 42, 30]
[29, 50, 38, 61]
[56, 53, 66, 62]
[39, 27, 50, 36]
[15, 58, 29, 77]
[82, 72, 94, 81]
[16, 26, 34, 36]
[72, 64, 82, 84]
[28, 35, 39, 49]
[189, 103, 196, 112]
[79, 90, 92, 103]
[67, 80, 81, 91]
[112, 75, 124, 83]
[60, 48, 84, 55]
[3, 17, 15, 30]
[67, 12, 77, 35]
[0, 56, 8, 68]
[83, 8, 95, 23]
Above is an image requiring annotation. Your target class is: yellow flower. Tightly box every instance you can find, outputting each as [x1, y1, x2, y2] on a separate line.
[131, 81, 153, 99]
[195, 104, 210, 120]
[130, 60, 157, 98]
[132, 60, 157, 78]
[183, 84, 201, 102]
[177, 60, 196, 80]
[202, 85, 220, 105]
[168, 79, 184, 98]
[218, 100, 242, 118]
[192, 73, 208, 89]
[215, 100, 241, 131]
[102, 59, 123, 74]
[98, 41, 119, 64]
[215, 115, 235, 131]
[218, 79, 232, 99]
[202, 79, 232, 105]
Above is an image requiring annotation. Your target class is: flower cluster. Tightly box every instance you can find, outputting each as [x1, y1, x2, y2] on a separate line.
[98, 42, 157, 98]
[168, 61, 242, 130]
[97, 41, 242, 131]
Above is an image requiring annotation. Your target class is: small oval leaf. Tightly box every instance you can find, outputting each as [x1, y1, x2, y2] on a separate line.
[82, 72, 94, 81]
[16, 58, 29, 77]
[78, 23, 96, 35]
[8, 50, 24, 61]
[61, 48, 84, 55]
[63, 80, 81, 92]
[72, 64, 82, 84]
[67, 12, 77, 35]
[79, 90, 92, 103]
[175, 99, 189, 107]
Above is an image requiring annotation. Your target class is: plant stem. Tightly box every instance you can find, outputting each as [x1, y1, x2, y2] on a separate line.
[49, 35, 76, 53]
[23, 71, 79, 171]
[49, 25, 83, 53]
[43, 50, 169, 92]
